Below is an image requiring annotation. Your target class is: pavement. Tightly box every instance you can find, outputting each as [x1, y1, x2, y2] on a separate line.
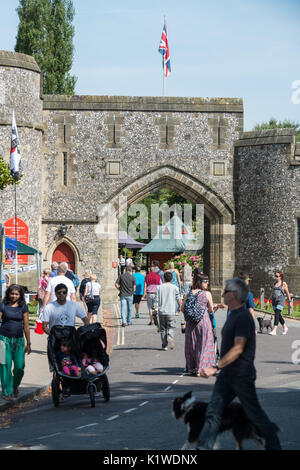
[0, 301, 300, 414]
[0, 303, 116, 412]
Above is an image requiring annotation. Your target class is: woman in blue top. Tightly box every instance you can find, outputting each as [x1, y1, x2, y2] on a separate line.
[0, 285, 31, 400]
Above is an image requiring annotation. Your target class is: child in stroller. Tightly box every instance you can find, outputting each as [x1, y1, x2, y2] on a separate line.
[82, 350, 104, 376]
[55, 338, 81, 377]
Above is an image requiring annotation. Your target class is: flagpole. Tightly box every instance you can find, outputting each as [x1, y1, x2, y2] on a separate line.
[163, 15, 166, 97]
[15, 182, 18, 284]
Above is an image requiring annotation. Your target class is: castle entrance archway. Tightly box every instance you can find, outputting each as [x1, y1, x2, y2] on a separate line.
[97, 166, 235, 303]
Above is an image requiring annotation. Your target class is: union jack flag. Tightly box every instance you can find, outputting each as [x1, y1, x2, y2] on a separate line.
[10, 110, 21, 181]
[158, 20, 171, 77]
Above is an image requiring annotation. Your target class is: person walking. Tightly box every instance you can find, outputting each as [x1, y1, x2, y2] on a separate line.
[227, 272, 257, 335]
[181, 274, 216, 376]
[181, 259, 193, 296]
[119, 255, 126, 275]
[115, 266, 136, 327]
[133, 266, 145, 318]
[79, 269, 92, 312]
[167, 262, 182, 314]
[152, 260, 164, 282]
[154, 271, 180, 350]
[50, 262, 58, 278]
[1, 271, 11, 300]
[144, 265, 162, 325]
[0, 285, 31, 401]
[37, 269, 51, 313]
[196, 277, 281, 450]
[40, 263, 76, 312]
[41, 283, 89, 334]
[266, 271, 291, 336]
[84, 274, 101, 324]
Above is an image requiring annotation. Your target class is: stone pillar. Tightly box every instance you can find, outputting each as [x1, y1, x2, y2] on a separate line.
[234, 129, 296, 297]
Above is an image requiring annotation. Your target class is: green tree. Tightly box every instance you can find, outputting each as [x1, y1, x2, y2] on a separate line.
[253, 117, 300, 141]
[0, 156, 20, 190]
[15, 0, 77, 94]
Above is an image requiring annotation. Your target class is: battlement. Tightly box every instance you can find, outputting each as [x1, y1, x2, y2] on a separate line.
[43, 94, 243, 113]
[234, 128, 295, 147]
[0, 50, 40, 73]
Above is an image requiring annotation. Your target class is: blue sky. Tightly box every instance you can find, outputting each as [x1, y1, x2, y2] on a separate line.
[0, 0, 299, 130]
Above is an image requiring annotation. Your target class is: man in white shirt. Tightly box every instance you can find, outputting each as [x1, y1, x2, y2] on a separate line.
[40, 263, 76, 312]
[41, 283, 89, 334]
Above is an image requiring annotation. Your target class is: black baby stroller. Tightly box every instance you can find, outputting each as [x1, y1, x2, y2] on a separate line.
[48, 323, 110, 408]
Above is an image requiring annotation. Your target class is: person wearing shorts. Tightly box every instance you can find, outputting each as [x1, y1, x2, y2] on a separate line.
[133, 266, 145, 318]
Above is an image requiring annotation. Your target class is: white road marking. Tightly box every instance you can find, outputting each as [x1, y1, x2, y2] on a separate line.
[139, 401, 149, 407]
[164, 386, 171, 391]
[172, 380, 178, 384]
[75, 423, 98, 430]
[124, 408, 137, 413]
[106, 415, 120, 421]
[37, 432, 61, 440]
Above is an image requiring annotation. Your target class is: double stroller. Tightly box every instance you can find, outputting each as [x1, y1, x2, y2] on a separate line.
[48, 323, 110, 408]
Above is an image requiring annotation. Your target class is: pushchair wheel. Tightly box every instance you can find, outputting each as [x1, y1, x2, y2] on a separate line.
[101, 374, 110, 402]
[88, 383, 96, 408]
[51, 375, 60, 407]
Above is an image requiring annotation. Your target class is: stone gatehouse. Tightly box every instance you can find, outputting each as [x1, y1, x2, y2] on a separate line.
[1, 50, 300, 302]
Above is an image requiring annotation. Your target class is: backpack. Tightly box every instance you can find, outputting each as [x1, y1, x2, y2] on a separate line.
[72, 274, 80, 288]
[183, 290, 205, 324]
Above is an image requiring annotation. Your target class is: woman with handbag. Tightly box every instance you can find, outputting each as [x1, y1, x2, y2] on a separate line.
[181, 274, 216, 377]
[84, 274, 101, 324]
[0, 285, 31, 400]
[266, 271, 290, 336]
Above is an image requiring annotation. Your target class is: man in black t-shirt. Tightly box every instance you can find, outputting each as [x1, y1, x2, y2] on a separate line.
[115, 266, 136, 327]
[196, 277, 281, 450]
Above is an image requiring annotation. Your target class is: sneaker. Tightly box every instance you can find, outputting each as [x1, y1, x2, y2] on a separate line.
[122, 323, 127, 327]
[135, 314, 140, 318]
[269, 330, 277, 336]
[162, 347, 168, 351]
[167, 337, 175, 349]
[282, 327, 288, 335]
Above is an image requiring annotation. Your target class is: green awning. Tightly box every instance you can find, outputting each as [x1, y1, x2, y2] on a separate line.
[139, 214, 195, 253]
[16, 240, 40, 255]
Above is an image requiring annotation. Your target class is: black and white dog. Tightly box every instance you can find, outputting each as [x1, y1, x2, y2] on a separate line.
[257, 317, 273, 334]
[173, 391, 278, 450]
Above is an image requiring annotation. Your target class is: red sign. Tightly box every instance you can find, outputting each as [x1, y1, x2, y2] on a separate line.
[4, 218, 29, 264]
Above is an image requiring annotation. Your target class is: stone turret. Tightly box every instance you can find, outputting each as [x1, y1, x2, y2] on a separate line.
[0, 51, 44, 288]
[234, 128, 300, 296]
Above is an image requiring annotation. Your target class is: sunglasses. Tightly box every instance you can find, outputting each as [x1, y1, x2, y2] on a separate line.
[57, 290, 67, 295]
[202, 280, 209, 283]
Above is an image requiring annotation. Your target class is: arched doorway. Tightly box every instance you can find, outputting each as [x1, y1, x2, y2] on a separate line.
[97, 166, 235, 303]
[52, 242, 76, 272]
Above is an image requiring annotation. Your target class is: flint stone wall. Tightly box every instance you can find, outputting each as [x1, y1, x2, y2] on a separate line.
[234, 129, 300, 297]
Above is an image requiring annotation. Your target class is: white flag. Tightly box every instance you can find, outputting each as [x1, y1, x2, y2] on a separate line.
[10, 110, 21, 181]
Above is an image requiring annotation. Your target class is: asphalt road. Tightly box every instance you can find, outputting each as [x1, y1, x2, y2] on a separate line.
[0, 304, 300, 451]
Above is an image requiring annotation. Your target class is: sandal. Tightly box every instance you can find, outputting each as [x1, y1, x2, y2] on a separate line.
[2, 395, 13, 401]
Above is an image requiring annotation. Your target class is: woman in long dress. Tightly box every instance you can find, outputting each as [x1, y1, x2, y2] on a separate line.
[182, 274, 216, 377]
